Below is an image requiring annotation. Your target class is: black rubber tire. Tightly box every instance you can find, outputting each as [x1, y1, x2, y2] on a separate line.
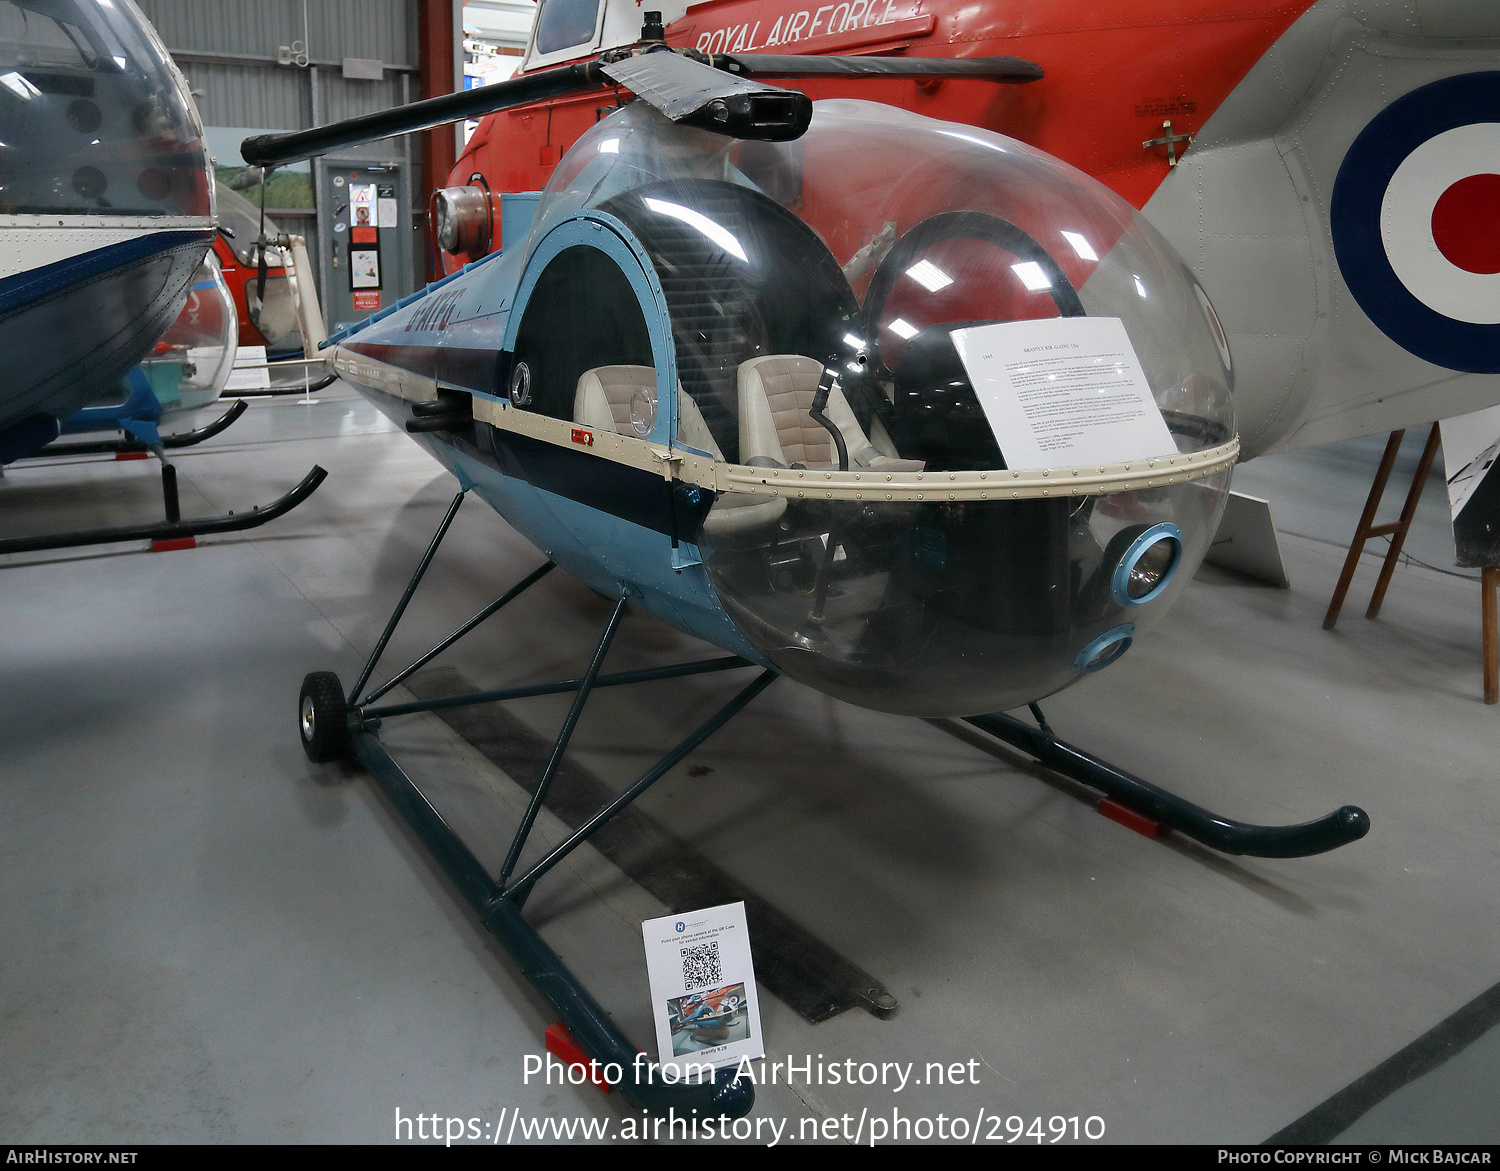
[298, 671, 349, 763]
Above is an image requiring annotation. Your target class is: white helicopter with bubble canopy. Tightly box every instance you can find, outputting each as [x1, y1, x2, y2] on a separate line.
[0, 0, 214, 462]
[0, 0, 326, 555]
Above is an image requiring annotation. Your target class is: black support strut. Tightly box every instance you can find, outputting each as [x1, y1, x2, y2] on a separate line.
[964, 711, 1370, 858]
[326, 509, 773, 1116]
[498, 594, 627, 887]
[348, 488, 468, 705]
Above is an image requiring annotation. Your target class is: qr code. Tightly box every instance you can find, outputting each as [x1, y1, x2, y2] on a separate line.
[680, 941, 723, 991]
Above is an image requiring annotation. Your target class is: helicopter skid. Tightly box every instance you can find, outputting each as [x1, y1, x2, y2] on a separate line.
[348, 721, 758, 1118]
[34, 399, 251, 459]
[0, 462, 327, 556]
[963, 711, 1371, 858]
[301, 500, 772, 1116]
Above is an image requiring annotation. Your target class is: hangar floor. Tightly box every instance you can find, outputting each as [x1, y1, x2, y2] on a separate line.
[1, 385, 1496, 1145]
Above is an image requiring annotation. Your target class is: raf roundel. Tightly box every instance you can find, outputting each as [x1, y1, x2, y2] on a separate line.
[1331, 71, 1500, 373]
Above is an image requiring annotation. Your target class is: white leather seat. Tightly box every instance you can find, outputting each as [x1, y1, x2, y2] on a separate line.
[675, 386, 721, 457]
[737, 354, 923, 472]
[575, 366, 786, 536]
[574, 364, 657, 436]
[678, 386, 788, 536]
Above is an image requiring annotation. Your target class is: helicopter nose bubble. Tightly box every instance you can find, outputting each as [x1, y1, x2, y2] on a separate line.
[522, 100, 1235, 716]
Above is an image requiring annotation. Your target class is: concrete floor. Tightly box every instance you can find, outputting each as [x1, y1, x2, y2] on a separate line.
[1, 386, 1496, 1145]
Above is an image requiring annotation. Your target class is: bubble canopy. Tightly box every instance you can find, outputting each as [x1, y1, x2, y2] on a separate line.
[512, 100, 1236, 715]
[0, 0, 210, 217]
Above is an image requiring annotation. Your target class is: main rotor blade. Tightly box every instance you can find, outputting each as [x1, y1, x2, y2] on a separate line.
[241, 62, 602, 167]
[599, 50, 812, 140]
[240, 49, 1043, 168]
[720, 54, 1044, 82]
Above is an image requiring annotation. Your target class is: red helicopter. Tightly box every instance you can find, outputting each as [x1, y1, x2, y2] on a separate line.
[436, 0, 1500, 457]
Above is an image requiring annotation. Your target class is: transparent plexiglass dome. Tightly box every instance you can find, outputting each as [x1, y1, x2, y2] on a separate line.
[0, 0, 211, 217]
[523, 99, 1236, 716]
[141, 251, 237, 412]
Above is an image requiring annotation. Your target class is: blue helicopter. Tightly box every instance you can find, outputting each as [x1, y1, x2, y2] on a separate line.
[243, 31, 1369, 1118]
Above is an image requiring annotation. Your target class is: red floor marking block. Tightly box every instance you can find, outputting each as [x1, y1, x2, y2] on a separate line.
[150, 537, 197, 552]
[115, 451, 149, 461]
[543, 1022, 613, 1092]
[1097, 798, 1171, 839]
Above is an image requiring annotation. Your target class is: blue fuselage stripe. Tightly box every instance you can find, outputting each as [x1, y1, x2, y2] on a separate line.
[0, 229, 215, 319]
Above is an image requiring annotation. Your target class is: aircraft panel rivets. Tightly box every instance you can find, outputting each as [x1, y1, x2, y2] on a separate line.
[885, 493, 892, 499]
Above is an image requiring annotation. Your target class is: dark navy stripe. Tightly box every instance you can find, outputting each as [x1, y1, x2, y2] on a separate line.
[485, 424, 700, 538]
[344, 339, 500, 394]
[0, 228, 214, 319]
[1266, 979, 1500, 1143]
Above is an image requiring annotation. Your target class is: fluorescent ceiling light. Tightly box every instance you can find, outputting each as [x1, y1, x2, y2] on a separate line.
[1011, 261, 1052, 291]
[644, 197, 747, 262]
[1061, 231, 1097, 261]
[905, 259, 952, 292]
[887, 318, 918, 340]
[0, 72, 41, 100]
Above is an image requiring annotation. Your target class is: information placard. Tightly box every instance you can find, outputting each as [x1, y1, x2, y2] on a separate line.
[950, 316, 1174, 470]
[643, 902, 762, 1074]
[225, 345, 270, 391]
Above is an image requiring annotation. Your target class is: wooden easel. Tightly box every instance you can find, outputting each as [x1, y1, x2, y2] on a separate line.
[1323, 422, 1500, 703]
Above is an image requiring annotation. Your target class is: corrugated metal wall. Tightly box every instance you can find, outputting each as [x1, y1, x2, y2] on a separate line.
[141, 0, 417, 68]
[139, 0, 418, 146]
[136, 0, 431, 311]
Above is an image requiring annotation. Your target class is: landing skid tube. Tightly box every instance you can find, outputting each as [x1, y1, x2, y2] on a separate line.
[34, 399, 250, 458]
[964, 710, 1370, 858]
[297, 488, 772, 1117]
[0, 463, 327, 555]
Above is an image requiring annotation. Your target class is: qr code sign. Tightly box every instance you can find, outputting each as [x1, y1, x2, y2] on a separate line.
[680, 941, 723, 991]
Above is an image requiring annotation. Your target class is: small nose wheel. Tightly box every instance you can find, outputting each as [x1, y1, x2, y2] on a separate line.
[299, 671, 350, 763]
